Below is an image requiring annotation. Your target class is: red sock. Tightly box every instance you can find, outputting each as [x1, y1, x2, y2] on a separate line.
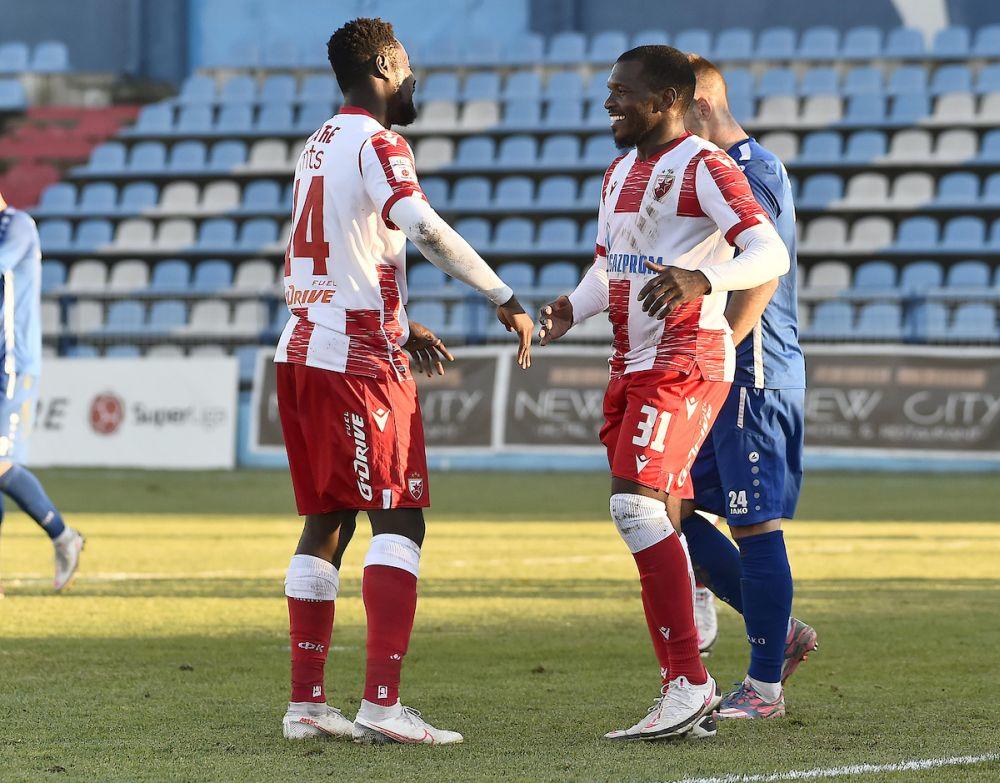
[641, 586, 670, 683]
[287, 597, 335, 702]
[362, 565, 417, 705]
[632, 536, 707, 685]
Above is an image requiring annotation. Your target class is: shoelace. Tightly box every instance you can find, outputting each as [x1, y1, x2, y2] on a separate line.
[646, 684, 669, 714]
[728, 682, 754, 706]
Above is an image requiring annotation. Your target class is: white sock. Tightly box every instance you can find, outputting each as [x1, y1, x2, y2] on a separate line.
[284, 554, 339, 600]
[609, 493, 671, 553]
[358, 698, 403, 721]
[747, 675, 782, 702]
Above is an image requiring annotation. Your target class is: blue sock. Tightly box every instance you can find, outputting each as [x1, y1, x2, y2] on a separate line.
[738, 530, 793, 684]
[0, 465, 66, 539]
[681, 514, 744, 613]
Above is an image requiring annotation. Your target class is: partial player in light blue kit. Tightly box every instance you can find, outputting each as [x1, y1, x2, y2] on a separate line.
[0, 192, 84, 594]
[679, 56, 817, 717]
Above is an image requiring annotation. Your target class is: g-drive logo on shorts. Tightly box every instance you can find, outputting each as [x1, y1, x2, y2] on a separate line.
[344, 412, 373, 501]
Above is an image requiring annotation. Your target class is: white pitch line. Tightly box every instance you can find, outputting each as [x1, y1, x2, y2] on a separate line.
[3, 569, 286, 587]
[669, 753, 999, 783]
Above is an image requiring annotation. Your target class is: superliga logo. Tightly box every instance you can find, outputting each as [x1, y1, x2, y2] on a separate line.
[90, 393, 125, 435]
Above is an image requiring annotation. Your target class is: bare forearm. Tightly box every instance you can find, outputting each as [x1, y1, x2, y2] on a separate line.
[725, 279, 779, 345]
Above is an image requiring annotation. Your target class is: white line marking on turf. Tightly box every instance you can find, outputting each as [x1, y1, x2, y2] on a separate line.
[3, 569, 286, 586]
[669, 753, 1000, 783]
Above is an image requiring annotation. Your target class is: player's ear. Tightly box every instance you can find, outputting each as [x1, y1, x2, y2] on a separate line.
[373, 50, 394, 81]
[658, 86, 678, 114]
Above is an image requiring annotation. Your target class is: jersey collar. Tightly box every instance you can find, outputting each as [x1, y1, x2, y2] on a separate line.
[637, 131, 692, 163]
[340, 105, 380, 123]
[726, 136, 756, 160]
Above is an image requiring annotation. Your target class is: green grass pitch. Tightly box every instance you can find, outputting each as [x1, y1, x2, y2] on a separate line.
[0, 469, 998, 783]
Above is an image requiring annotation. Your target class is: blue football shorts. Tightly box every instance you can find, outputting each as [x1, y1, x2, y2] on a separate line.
[691, 386, 805, 526]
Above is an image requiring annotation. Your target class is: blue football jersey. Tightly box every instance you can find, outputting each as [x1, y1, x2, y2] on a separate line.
[725, 137, 806, 390]
[0, 207, 44, 379]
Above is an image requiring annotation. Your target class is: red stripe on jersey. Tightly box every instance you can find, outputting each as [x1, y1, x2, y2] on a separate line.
[702, 150, 769, 228]
[381, 188, 425, 231]
[608, 279, 632, 378]
[676, 149, 711, 217]
[344, 309, 384, 377]
[377, 265, 409, 376]
[614, 157, 658, 213]
[595, 243, 607, 257]
[724, 215, 768, 247]
[370, 130, 423, 228]
[652, 300, 700, 375]
[286, 309, 315, 364]
[695, 328, 729, 382]
[602, 154, 627, 202]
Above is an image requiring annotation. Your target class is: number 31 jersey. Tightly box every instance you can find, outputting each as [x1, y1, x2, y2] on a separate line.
[274, 106, 426, 379]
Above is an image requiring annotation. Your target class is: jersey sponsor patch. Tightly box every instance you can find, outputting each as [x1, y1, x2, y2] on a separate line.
[388, 155, 417, 184]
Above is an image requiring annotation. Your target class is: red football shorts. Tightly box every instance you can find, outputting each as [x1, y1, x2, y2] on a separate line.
[600, 367, 731, 499]
[276, 363, 430, 515]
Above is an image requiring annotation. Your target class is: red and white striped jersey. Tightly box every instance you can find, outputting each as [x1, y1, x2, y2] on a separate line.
[274, 107, 425, 379]
[594, 132, 770, 381]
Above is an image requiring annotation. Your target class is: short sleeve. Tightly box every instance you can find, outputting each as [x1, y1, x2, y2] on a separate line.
[741, 160, 782, 224]
[359, 130, 426, 230]
[695, 150, 771, 246]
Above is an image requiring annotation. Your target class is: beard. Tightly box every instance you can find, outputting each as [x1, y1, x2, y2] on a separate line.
[394, 94, 418, 127]
[612, 113, 656, 150]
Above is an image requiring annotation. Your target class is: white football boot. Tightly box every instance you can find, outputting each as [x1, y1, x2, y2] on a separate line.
[605, 676, 722, 741]
[352, 700, 463, 745]
[282, 702, 354, 739]
[53, 528, 84, 592]
[695, 587, 719, 654]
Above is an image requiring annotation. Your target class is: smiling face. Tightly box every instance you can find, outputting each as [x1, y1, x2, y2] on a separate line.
[604, 60, 677, 150]
[384, 40, 418, 127]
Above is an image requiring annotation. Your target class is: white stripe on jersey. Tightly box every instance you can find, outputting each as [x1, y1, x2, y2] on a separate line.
[752, 318, 764, 388]
[3, 270, 16, 399]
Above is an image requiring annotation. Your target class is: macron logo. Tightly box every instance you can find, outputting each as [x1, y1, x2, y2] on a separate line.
[372, 408, 390, 432]
[635, 454, 651, 473]
[685, 396, 699, 419]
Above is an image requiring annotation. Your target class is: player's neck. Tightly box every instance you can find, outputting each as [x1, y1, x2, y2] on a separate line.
[0, 195, 7, 210]
[710, 119, 750, 154]
[342, 89, 389, 128]
[635, 120, 688, 161]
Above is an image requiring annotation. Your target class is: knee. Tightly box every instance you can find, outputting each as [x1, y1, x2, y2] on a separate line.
[610, 493, 670, 553]
[729, 518, 783, 541]
[369, 509, 425, 548]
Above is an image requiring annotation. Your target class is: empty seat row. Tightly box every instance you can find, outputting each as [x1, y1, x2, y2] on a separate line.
[797, 171, 1000, 208]
[0, 40, 69, 73]
[41, 258, 279, 294]
[804, 300, 999, 341]
[760, 128, 1000, 164]
[62, 299, 270, 335]
[84, 139, 249, 174]
[408, 260, 582, 294]
[799, 215, 1000, 252]
[176, 73, 342, 105]
[804, 259, 1000, 293]
[131, 100, 342, 135]
[37, 217, 286, 252]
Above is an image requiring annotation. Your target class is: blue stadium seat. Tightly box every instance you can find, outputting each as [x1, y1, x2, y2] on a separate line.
[120, 181, 158, 212]
[77, 183, 116, 215]
[42, 260, 66, 292]
[197, 218, 236, 249]
[151, 260, 190, 291]
[178, 75, 216, 105]
[453, 218, 490, 249]
[545, 71, 584, 101]
[758, 68, 796, 97]
[798, 174, 842, 207]
[38, 220, 72, 251]
[798, 132, 841, 163]
[268, 303, 288, 335]
[503, 71, 542, 101]
[983, 174, 1000, 203]
[843, 67, 883, 97]
[856, 302, 903, 339]
[497, 135, 536, 166]
[75, 219, 112, 250]
[462, 71, 501, 101]
[722, 68, 753, 97]
[935, 172, 979, 205]
[406, 302, 447, 334]
[31, 41, 69, 72]
[298, 75, 338, 103]
[544, 97, 584, 127]
[885, 28, 925, 58]
[975, 64, 1000, 95]
[844, 96, 886, 125]
[87, 142, 127, 173]
[502, 34, 544, 66]
[502, 99, 542, 128]
[631, 30, 669, 48]
[931, 26, 970, 58]
[537, 219, 578, 250]
[547, 32, 586, 64]
[130, 141, 167, 172]
[0, 79, 25, 111]
[800, 67, 838, 96]
[888, 66, 927, 96]
[456, 137, 495, 166]
[888, 94, 929, 124]
[421, 73, 459, 102]
[729, 96, 755, 124]
[461, 37, 501, 67]
[586, 71, 610, 101]
[238, 218, 276, 249]
[147, 300, 187, 333]
[946, 260, 990, 287]
[941, 217, 986, 251]
[234, 346, 261, 383]
[540, 135, 580, 166]
[578, 175, 603, 205]
[537, 176, 577, 208]
[169, 141, 207, 171]
[895, 217, 939, 250]
[418, 37, 459, 68]
[589, 31, 628, 63]
[495, 262, 535, 288]
[583, 135, 618, 166]
[798, 26, 840, 59]
[243, 180, 281, 211]
[973, 24, 1000, 57]
[134, 104, 173, 134]
[900, 260, 943, 292]
[673, 29, 712, 58]
[217, 104, 253, 133]
[193, 259, 233, 292]
[979, 130, 1000, 162]
[842, 26, 882, 60]
[262, 39, 300, 68]
[929, 65, 972, 96]
[408, 263, 447, 293]
[452, 177, 491, 208]
[67, 344, 100, 357]
[105, 344, 141, 359]
[257, 103, 293, 134]
[714, 28, 754, 62]
[493, 218, 533, 250]
[853, 260, 897, 291]
[419, 177, 448, 206]
[950, 303, 997, 340]
[537, 261, 580, 292]
[808, 300, 854, 338]
[260, 75, 296, 104]
[208, 140, 247, 171]
[580, 219, 598, 251]
[909, 301, 949, 340]
[104, 301, 145, 333]
[220, 75, 256, 104]
[296, 102, 334, 133]
[494, 176, 534, 208]
[756, 27, 796, 59]
[36, 183, 76, 214]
